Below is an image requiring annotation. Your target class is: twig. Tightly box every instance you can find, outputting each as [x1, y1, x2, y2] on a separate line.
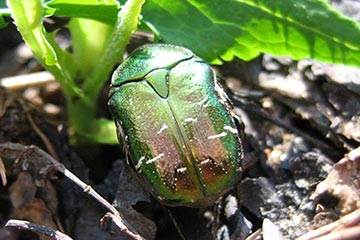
[0, 71, 55, 90]
[26, 145, 143, 239]
[0, 143, 144, 240]
[26, 144, 119, 216]
[101, 213, 144, 240]
[26, 112, 60, 161]
[297, 208, 360, 240]
[62, 167, 120, 216]
[0, 156, 7, 185]
[316, 225, 360, 240]
[22, 116, 64, 232]
[5, 219, 72, 240]
[164, 207, 186, 240]
[245, 229, 262, 240]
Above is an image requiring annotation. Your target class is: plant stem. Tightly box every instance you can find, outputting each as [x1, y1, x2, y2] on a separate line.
[69, 18, 113, 80]
[83, 0, 146, 101]
[68, 0, 145, 144]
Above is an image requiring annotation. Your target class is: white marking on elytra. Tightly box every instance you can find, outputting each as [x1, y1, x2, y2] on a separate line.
[198, 96, 209, 106]
[135, 156, 145, 171]
[183, 117, 198, 123]
[207, 132, 227, 140]
[176, 167, 187, 173]
[146, 153, 165, 164]
[224, 125, 238, 134]
[200, 158, 211, 165]
[157, 124, 168, 134]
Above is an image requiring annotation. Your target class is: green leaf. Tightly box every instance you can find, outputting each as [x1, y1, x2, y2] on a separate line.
[0, 0, 9, 28]
[70, 119, 118, 145]
[7, 0, 57, 65]
[45, 0, 120, 24]
[0, 16, 5, 28]
[7, 0, 84, 98]
[82, 0, 145, 100]
[88, 118, 118, 144]
[69, 18, 113, 79]
[142, 0, 360, 66]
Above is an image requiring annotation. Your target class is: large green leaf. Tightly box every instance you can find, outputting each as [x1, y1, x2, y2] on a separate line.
[142, 0, 360, 66]
[3, 0, 360, 67]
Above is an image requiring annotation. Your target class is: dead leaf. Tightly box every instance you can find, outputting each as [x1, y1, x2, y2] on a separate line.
[11, 198, 57, 240]
[9, 172, 36, 208]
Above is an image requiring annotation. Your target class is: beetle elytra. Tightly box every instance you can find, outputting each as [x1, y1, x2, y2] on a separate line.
[108, 44, 243, 207]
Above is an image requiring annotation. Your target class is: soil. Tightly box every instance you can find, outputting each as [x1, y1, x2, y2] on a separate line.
[0, 1, 359, 240]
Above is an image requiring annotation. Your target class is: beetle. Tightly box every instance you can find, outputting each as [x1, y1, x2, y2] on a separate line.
[108, 44, 243, 207]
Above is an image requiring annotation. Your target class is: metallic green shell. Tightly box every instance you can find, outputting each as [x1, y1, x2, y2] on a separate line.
[108, 44, 243, 207]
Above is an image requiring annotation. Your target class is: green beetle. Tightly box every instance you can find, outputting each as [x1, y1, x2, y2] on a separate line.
[108, 44, 243, 207]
